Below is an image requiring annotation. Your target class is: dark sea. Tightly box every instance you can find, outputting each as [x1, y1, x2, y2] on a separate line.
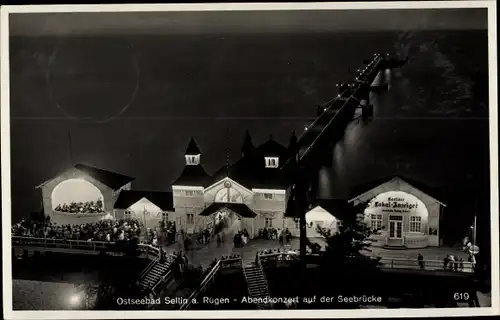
[8, 30, 492, 309]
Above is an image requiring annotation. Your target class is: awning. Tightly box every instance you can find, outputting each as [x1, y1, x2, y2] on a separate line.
[199, 202, 257, 218]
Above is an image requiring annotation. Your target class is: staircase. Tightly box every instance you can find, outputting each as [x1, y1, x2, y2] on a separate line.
[139, 259, 173, 292]
[242, 261, 272, 310]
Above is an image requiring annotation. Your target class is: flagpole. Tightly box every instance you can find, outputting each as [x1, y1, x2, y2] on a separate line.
[473, 197, 478, 247]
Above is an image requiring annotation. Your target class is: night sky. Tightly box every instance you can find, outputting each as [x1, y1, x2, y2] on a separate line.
[7, 8, 490, 241]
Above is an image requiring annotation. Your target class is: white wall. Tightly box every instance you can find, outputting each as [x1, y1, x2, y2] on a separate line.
[352, 177, 443, 247]
[40, 168, 118, 225]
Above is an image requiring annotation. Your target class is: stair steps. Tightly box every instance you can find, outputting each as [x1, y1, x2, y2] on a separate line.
[139, 260, 172, 291]
[243, 263, 273, 310]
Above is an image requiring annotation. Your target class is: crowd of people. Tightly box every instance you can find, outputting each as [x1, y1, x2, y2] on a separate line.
[196, 228, 212, 246]
[258, 227, 293, 244]
[233, 229, 250, 248]
[442, 254, 466, 271]
[158, 220, 177, 245]
[54, 199, 104, 213]
[12, 216, 143, 243]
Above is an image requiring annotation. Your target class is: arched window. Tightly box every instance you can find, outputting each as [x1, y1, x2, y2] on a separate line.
[215, 187, 243, 203]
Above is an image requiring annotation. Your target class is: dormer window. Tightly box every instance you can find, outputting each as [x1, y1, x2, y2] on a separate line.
[185, 154, 201, 166]
[265, 157, 279, 168]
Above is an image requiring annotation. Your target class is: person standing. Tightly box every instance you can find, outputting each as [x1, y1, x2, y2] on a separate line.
[443, 254, 450, 270]
[217, 234, 222, 248]
[417, 253, 424, 269]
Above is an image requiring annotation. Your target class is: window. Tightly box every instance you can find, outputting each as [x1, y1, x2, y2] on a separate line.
[125, 210, 132, 218]
[263, 193, 273, 200]
[265, 157, 279, 168]
[370, 214, 383, 230]
[185, 154, 200, 165]
[185, 190, 194, 197]
[389, 215, 403, 221]
[295, 218, 300, 229]
[409, 216, 422, 233]
[265, 218, 273, 228]
[162, 212, 168, 222]
[186, 213, 194, 224]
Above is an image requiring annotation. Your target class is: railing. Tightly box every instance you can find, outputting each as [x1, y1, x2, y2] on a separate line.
[180, 260, 222, 310]
[299, 56, 382, 161]
[404, 235, 428, 248]
[152, 270, 174, 293]
[140, 256, 160, 279]
[52, 210, 107, 217]
[255, 254, 273, 309]
[281, 55, 381, 170]
[377, 257, 475, 273]
[257, 252, 475, 273]
[179, 258, 244, 310]
[12, 236, 162, 260]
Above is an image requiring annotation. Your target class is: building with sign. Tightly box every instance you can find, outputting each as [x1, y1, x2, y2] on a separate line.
[35, 137, 445, 249]
[349, 176, 445, 248]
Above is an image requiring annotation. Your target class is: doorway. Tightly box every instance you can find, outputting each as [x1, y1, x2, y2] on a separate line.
[389, 215, 403, 239]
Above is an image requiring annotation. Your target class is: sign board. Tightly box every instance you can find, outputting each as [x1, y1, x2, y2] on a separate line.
[367, 192, 421, 214]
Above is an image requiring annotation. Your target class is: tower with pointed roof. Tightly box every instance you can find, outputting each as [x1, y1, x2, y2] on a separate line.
[241, 130, 255, 158]
[288, 130, 299, 162]
[171, 137, 211, 234]
[185, 136, 202, 166]
[172, 137, 210, 187]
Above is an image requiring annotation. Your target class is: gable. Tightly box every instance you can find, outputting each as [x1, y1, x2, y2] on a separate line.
[349, 177, 446, 207]
[73, 164, 134, 190]
[36, 167, 112, 193]
[114, 190, 174, 211]
[204, 177, 253, 196]
[306, 205, 337, 222]
[128, 197, 162, 213]
[36, 164, 134, 191]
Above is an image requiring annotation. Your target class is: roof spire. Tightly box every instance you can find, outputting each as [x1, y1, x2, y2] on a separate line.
[185, 136, 202, 155]
[242, 130, 255, 157]
[269, 133, 274, 141]
[288, 130, 299, 160]
[225, 128, 233, 178]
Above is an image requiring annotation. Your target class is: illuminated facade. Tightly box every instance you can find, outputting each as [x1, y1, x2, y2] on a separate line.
[349, 176, 445, 248]
[37, 164, 134, 225]
[169, 133, 298, 238]
[36, 141, 442, 249]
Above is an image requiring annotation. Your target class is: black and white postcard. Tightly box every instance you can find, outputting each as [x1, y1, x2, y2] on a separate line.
[1, 2, 498, 319]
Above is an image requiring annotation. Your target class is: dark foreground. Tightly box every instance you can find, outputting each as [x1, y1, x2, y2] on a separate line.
[189, 263, 480, 310]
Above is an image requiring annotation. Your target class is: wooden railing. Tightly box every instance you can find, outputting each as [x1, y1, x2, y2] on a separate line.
[179, 260, 222, 310]
[11, 236, 162, 260]
[178, 251, 475, 310]
[179, 258, 242, 310]
[377, 257, 475, 273]
[257, 252, 475, 273]
[140, 256, 161, 279]
[152, 270, 174, 293]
